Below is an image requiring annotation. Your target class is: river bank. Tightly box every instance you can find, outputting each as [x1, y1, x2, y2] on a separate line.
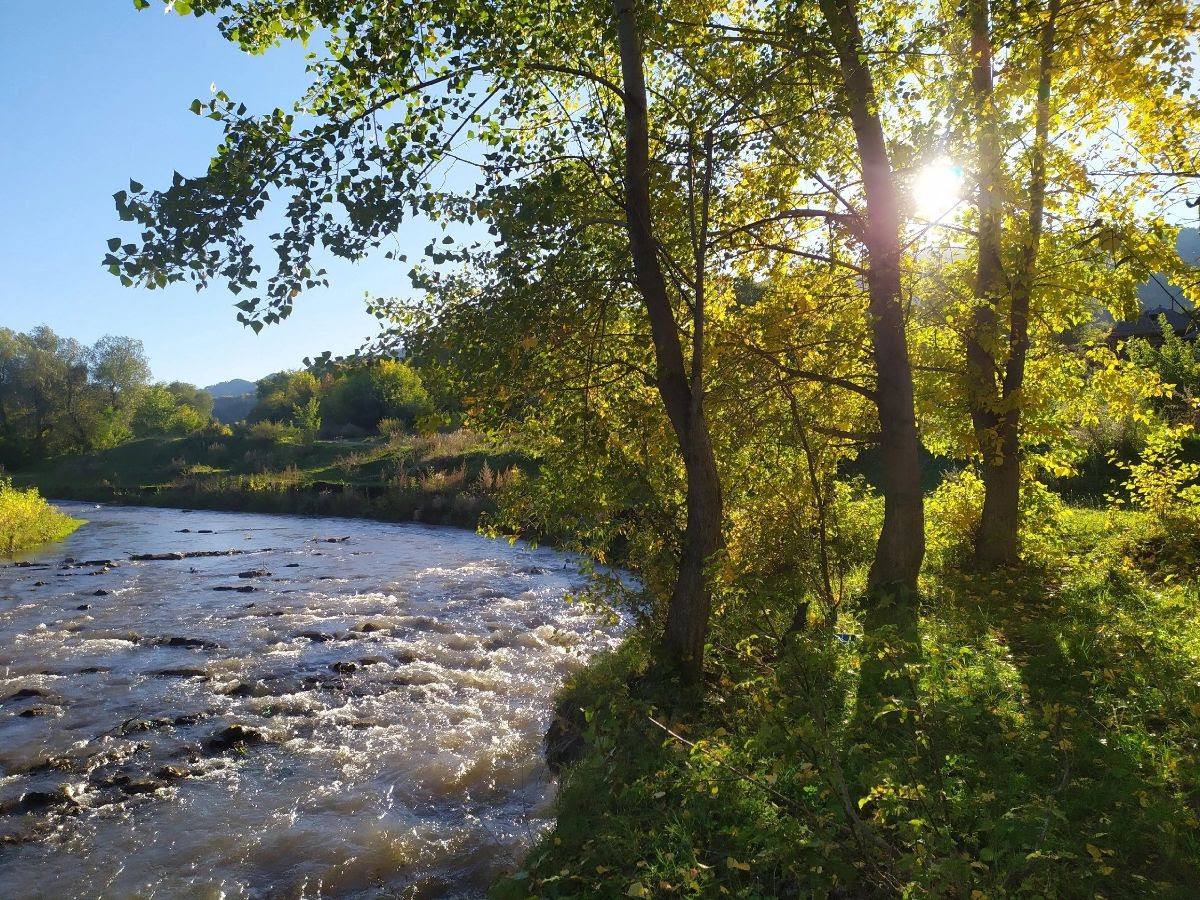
[10, 429, 529, 532]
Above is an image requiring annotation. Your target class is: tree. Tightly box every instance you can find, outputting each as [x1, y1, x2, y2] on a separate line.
[91, 334, 151, 410]
[320, 360, 431, 432]
[813, 0, 925, 616]
[109, 0, 743, 677]
[941, 0, 1199, 567]
[131, 384, 205, 436]
[248, 370, 319, 424]
[166, 381, 214, 419]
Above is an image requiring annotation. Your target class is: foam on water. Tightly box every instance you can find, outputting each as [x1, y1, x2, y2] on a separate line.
[0, 504, 622, 898]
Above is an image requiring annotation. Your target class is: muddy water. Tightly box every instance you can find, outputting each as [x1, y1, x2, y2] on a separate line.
[0, 504, 621, 898]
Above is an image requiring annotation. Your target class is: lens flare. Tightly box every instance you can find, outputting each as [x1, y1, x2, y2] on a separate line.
[912, 160, 964, 221]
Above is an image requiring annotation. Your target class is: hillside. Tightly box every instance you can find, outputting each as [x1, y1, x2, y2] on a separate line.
[203, 378, 257, 398]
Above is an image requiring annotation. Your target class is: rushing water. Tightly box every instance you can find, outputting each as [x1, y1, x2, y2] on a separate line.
[0, 504, 621, 898]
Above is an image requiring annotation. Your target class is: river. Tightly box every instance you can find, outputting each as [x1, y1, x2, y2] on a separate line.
[0, 504, 621, 898]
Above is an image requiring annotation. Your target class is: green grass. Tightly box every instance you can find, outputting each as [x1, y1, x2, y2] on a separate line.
[11, 428, 532, 529]
[496, 509, 1200, 898]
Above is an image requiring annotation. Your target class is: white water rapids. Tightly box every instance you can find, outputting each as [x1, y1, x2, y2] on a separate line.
[0, 504, 622, 898]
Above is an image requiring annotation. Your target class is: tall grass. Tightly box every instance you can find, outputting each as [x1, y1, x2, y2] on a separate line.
[0, 477, 84, 556]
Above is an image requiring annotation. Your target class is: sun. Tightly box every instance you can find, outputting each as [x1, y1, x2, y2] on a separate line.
[911, 160, 965, 222]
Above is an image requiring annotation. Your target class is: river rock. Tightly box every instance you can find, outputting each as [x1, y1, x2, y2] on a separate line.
[5, 688, 50, 702]
[2, 790, 76, 815]
[150, 636, 221, 650]
[237, 569, 271, 578]
[223, 680, 270, 698]
[121, 778, 165, 795]
[17, 705, 59, 718]
[150, 668, 210, 679]
[205, 724, 267, 752]
[543, 700, 586, 773]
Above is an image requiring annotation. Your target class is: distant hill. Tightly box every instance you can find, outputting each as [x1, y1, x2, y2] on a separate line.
[204, 378, 257, 398]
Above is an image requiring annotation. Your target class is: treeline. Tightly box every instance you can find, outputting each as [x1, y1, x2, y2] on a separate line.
[0, 324, 438, 470]
[0, 327, 211, 468]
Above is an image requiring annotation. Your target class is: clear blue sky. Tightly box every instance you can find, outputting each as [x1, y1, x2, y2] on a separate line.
[0, 2, 438, 388]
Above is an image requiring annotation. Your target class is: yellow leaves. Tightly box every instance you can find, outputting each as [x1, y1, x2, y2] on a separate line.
[1086, 844, 1116, 875]
[625, 882, 648, 897]
[726, 857, 751, 872]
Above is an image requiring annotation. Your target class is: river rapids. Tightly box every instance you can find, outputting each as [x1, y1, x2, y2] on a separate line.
[0, 504, 622, 898]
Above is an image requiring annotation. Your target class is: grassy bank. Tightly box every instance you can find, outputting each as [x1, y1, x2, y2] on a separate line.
[498, 507, 1200, 898]
[11, 427, 529, 530]
[0, 478, 85, 556]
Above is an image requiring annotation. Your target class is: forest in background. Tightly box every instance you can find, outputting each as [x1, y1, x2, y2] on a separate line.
[15, 0, 1200, 893]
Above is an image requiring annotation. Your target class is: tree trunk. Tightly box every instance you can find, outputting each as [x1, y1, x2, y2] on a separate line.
[964, 0, 1014, 568]
[613, 0, 724, 679]
[967, 0, 1058, 569]
[818, 0, 924, 606]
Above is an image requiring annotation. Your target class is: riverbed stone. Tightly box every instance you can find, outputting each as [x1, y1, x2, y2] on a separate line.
[150, 668, 210, 679]
[205, 724, 267, 752]
[151, 636, 221, 650]
[5, 688, 50, 702]
[17, 705, 60, 719]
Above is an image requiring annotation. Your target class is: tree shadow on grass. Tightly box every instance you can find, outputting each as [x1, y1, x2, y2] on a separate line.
[937, 566, 1200, 897]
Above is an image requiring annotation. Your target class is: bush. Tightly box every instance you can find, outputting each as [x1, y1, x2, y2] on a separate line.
[926, 468, 1068, 568]
[925, 467, 984, 567]
[247, 420, 300, 445]
[377, 417, 406, 439]
[0, 478, 84, 556]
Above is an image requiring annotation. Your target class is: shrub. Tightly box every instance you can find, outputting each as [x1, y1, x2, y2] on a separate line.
[1127, 315, 1200, 422]
[926, 467, 1068, 568]
[247, 420, 300, 445]
[0, 478, 84, 556]
[377, 417, 406, 439]
[925, 468, 984, 567]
